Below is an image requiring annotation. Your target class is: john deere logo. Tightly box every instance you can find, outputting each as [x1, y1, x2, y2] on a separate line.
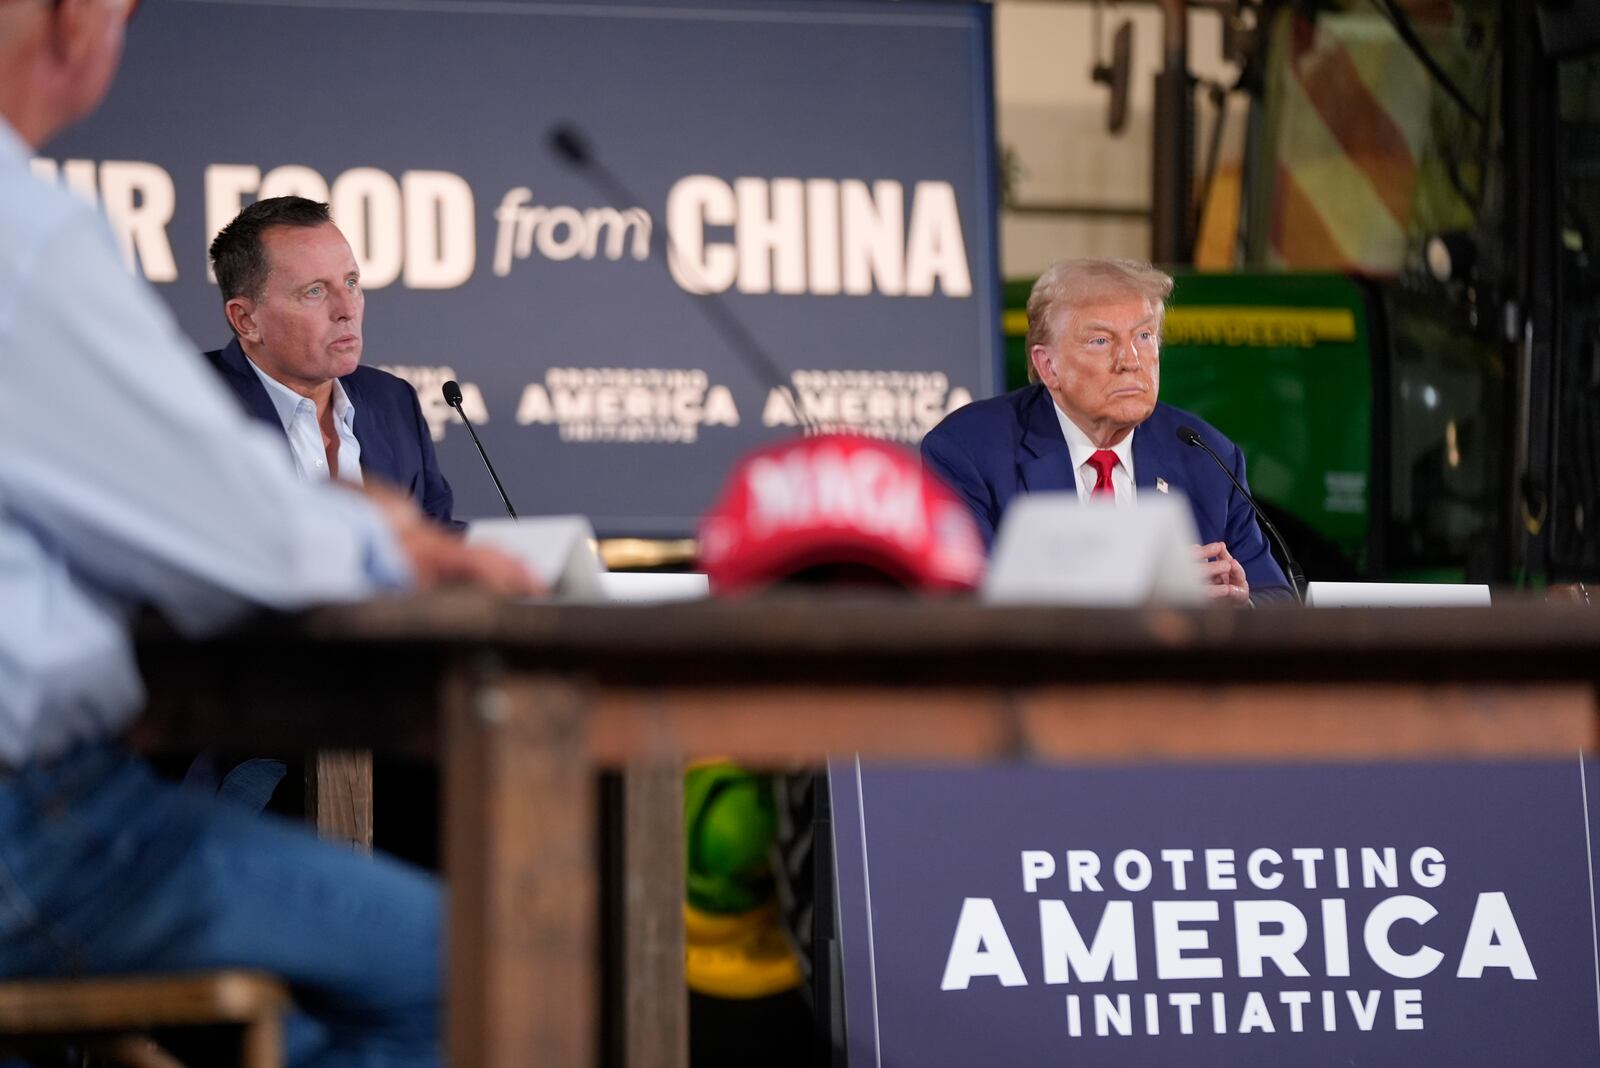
[1161, 307, 1357, 348]
[1002, 307, 1357, 349]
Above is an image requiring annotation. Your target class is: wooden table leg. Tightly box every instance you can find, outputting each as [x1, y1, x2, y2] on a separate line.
[446, 659, 595, 1068]
[306, 749, 373, 852]
[623, 761, 687, 1068]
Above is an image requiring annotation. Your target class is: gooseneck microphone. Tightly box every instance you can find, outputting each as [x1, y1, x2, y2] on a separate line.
[1176, 425, 1306, 604]
[546, 122, 816, 435]
[443, 379, 517, 519]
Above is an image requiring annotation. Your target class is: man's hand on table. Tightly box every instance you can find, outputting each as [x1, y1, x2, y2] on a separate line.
[362, 483, 546, 596]
[1195, 541, 1250, 606]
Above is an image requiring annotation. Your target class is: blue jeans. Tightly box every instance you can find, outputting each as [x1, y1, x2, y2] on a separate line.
[183, 752, 289, 811]
[0, 745, 441, 1068]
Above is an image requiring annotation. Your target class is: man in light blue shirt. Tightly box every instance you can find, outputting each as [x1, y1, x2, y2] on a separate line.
[0, 1, 534, 1064]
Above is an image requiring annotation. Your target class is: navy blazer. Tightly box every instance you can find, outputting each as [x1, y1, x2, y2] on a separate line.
[204, 338, 459, 528]
[921, 384, 1291, 600]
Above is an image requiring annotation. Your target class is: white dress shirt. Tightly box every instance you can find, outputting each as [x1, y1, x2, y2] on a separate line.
[1051, 401, 1137, 505]
[247, 359, 364, 487]
[0, 116, 409, 767]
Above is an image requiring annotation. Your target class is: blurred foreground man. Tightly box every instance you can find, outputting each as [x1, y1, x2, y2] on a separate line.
[921, 257, 1292, 603]
[0, 1, 534, 1064]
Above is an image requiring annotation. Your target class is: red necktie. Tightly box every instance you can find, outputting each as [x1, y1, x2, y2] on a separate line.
[1086, 449, 1118, 499]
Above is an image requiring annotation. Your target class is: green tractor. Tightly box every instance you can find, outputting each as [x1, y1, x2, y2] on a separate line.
[1003, 270, 1506, 583]
[1011, 0, 1597, 587]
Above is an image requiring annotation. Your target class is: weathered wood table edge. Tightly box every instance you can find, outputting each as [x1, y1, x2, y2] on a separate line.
[134, 594, 1600, 1068]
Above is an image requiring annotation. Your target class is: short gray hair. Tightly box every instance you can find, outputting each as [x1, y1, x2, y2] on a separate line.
[1025, 258, 1174, 383]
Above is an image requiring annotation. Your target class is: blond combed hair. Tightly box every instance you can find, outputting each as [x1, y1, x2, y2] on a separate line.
[1024, 258, 1174, 383]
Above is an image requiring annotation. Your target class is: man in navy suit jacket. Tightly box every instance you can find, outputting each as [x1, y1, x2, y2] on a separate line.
[204, 196, 458, 528]
[197, 197, 463, 808]
[922, 257, 1293, 603]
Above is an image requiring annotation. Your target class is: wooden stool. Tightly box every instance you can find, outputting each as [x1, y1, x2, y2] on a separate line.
[0, 970, 287, 1068]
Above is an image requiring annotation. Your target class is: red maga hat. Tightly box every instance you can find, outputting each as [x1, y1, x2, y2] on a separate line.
[698, 433, 985, 594]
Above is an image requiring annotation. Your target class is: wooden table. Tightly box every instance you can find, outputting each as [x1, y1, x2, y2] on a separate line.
[135, 594, 1600, 1068]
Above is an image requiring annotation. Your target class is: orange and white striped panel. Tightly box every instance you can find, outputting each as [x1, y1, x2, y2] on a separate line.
[1266, 7, 1447, 273]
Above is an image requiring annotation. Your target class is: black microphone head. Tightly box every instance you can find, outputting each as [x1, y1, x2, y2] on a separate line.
[441, 380, 464, 407]
[548, 124, 592, 167]
[1176, 425, 1202, 447]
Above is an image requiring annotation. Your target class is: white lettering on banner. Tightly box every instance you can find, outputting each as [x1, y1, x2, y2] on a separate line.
[1456, 891, 1537, 979]
[940, 898, 1028, 991]
[1021, 850, 1056, 893]
[491, 187, 650, 275]
[761, 369, 972, 444]
[1038, 900, 1137, 983]
[1395, 988, 1426, 1029]
[1365, 895, 1445, 979]
[32, 158, 178, 282]
[1151, 900, 1224, 980]
[1347, 988, 1381, 1030]
[931, 842, 1540, 1042]
[1322, 898, 1352, 977]
[736, 177, 806, 294]
[402, 171, 476, 289]
[1412, 846, 1448, 888]
[334, 168, 404, 289]
[1161, 849, 1195, 891]
[1235, 900, 1311, 978]
[1115, 850, 1153, 892]
[204, 164, 261, 283]
[1206, 849, 1238, 891]
[1063, 988, 1426, 1038]
[32, 160, 968, 300]
[515, 367, 738, 445]
[1027, 845, 1453, 894]
[1066, 850, 1102, 893]
[378, 365, 487, 443]
[202, 164, 476, 290]
[666, 176, 972, 297]
[1248, 848, 1284, 890]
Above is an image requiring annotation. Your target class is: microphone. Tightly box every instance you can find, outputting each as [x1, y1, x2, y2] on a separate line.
[443, 379, 517, 519]
[546, 122, 816, 435]
[1175, 425, 1305, 604]
[549, 125, 591, 168]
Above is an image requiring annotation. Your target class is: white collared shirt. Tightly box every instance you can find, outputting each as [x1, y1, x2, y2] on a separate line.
[1051, 401, 1136, 505]
[246, 359, 364, 487]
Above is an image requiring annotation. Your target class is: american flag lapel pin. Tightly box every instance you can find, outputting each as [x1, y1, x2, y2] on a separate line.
[1155, 477, 1170, 494]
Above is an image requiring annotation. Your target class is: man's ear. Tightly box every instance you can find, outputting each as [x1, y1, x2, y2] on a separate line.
[45, 0, 105, 67]
[1029, 344, 1056, 388]
[225, 297, 260, 343]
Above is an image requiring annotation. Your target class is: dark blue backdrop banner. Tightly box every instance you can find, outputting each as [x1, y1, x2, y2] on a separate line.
[829, 759, 1600, 1066]
[43, 0, 999, 534]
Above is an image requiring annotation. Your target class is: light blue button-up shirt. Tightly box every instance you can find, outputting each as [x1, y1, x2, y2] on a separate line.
[0, 117, 411, 768]
[246, 359, 365, 486]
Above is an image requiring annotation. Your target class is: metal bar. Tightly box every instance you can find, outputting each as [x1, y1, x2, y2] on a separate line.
[1005, 200, 1152, 220]
[1150, 0, 1194, 264]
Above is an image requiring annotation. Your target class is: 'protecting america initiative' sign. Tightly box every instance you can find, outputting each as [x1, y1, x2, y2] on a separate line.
[829, 759, 1600, 1066]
